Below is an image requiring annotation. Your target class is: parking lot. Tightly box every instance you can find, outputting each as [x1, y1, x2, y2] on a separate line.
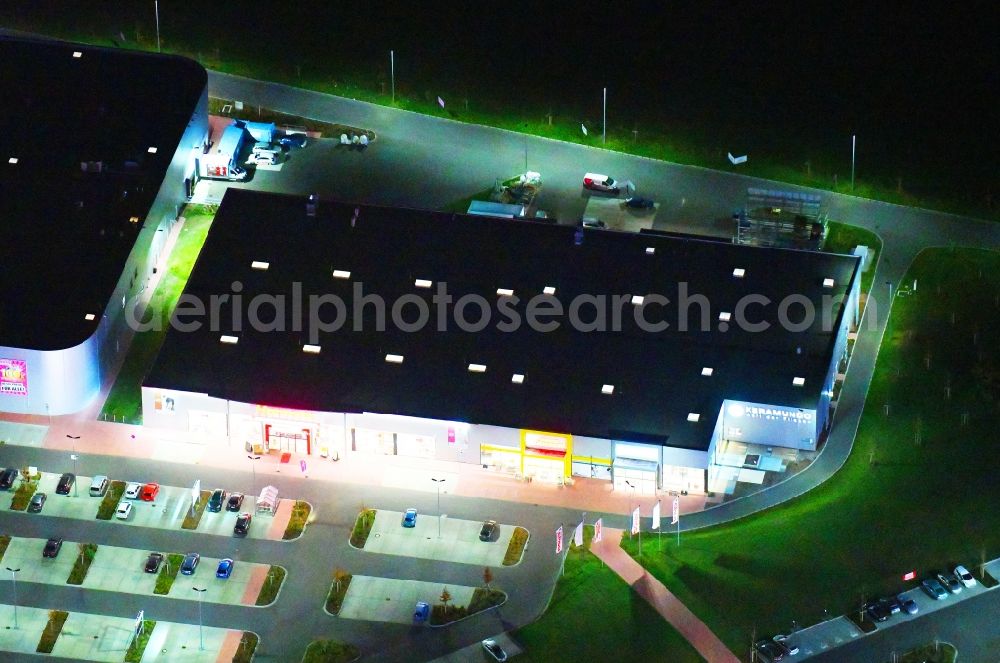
[363, 510, 514, 566]
[338, 575, 476, 625]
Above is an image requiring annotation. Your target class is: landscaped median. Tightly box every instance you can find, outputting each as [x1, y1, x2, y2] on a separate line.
[181, 489, 212, 529]
[302, 639, 360, 663]
[35, 610, 68, 654]
[123, 619, 156, 662]
[154, 553, 185, 595]
[325, 569, 352, 615]
[503, 526, 530, 566]
[255, 565, 287, 606]
[8, 469, 40, 510]
[349, 508, 376, 547]
[333, 575, 505, 626]
[282, 500, 312, 540]
[66, 542, 98, 584]
[95, 480, 126, 520]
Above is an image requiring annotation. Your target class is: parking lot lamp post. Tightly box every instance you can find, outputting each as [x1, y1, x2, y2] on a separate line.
[5, 567, 20, 628]
[431, 477, 445, 538]
[602, 87, 607, 144]
[193, 587, 206, 650]
[155, 1, 161, 53]
[247, 455, 261, 503]
[390, 50, 395, 104]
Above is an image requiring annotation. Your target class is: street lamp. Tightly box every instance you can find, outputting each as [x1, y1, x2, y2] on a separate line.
[390, 50, 395, 103]
[67, 435, 81, 497]
[247, 455, 261, 503]
[6, 567, 20, 629]
[430, 477, 446, 539]
[154, 1, 161, 53]
[193, 587, 207, 650]
[602, 87, 607, 145]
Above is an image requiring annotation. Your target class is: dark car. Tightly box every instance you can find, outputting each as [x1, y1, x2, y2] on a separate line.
[207, 489, 227, 513]
[479, 520, 498, 542]
[625, 196, 655, 209]
[900, 596, 919, 614]
[578, 217, 606, 229]
[866, 600, 892, 623]
[922, 577, 948, 600]
[27, 492, 46, 513]
[226, 493, 245, 512]
[234, 512, 252, 537]
[883, 596, 902, 615]
[42, 537, 63, 558]
[754, 639, 787, 662]
[0, 467, 17, 490]
[144, 552, 164, 574]
[279, 133, 308, 148]
[55, 473, 75, 495]
[180, 552, 200, 575]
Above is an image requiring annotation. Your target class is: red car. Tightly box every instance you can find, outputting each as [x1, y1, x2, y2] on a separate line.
[140, 483, 160, 501]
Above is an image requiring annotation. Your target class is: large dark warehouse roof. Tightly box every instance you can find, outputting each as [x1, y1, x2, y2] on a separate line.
[146, 189, 859, 450]
[0, 36, 206, 350]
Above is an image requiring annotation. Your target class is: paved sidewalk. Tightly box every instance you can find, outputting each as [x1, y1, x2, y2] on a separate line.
[591, 527, 739, 663]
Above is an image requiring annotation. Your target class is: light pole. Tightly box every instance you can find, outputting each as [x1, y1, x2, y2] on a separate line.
[154, 1, 161, 52]
[6, 567, 20, 629]
[247, 455, 261, 503]
[390, 50, 395, 103]
[602, 87, 607, 145]
[193, 587, 207, 650]
[850, 134, 856, 191]
[67, 435, 80, 497]
[431, 477, 445, 539]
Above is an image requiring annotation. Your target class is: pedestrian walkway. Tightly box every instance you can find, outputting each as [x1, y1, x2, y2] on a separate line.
[590, 527, 740, 663]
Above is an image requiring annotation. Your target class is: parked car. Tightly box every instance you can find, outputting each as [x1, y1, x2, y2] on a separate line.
[144, 552, 164, 574]
[55, 473, 75, 495]
[89, 475, 109, 497]
[234, 512, 252, 537]
[180, 552, 200, 575]
[954, 565, 977, 588]
[866, 600, 892, 622]
[279, 133, 308, 148]
[216, 558, 235, 579]
[937, 571, 962, 594]
[42, 537, 63, 558]
[124, 482, 143, 499]
[115, 501, 133, 520]
[921, 577, 948, 600]
[582, 172, 620, 194]
[578, 217, 607, 229]
[140, 483, 159, 502]
[625, 196, 655, 209]
[226, 493, 245, 512]
[402, 508, 418, 528]
[754, 639, 787, 661]
[481, 638, 508, 662]
[413, 601, 430, 623]
[899, 595, 919, 614]
[0, 467, 17, 490]
[772, 635, 799, 655]
[479, 520, 498, 542]
[883, 596, 902, 614]
[207, 488, 227, 513]
[27, 492, 46, 513]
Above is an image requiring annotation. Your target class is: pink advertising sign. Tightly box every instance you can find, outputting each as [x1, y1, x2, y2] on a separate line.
[0, 359, 27, 396]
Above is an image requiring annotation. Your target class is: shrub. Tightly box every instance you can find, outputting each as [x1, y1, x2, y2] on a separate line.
[255, 565, 286, 606]
[283, 500, 312, 540]
[0, 534, 11, 562]
[95, 480, 127, 520]
[503, 526, 530, 566]
[301, 639, 360, 663]
[36, 610, 68, 653]
[66, 543, 98, 585]
[467, 587, 506, 614]
[349, 509, 377, 548]
[9, 479, 38, 511]
[181, 490, 211, 529]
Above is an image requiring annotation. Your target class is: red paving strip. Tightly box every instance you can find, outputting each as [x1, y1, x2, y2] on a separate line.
[215, 629, 244, 663]
[591, 528, 740, 663]
[241, 564, 270, 606]
[265, 498, 294, 541]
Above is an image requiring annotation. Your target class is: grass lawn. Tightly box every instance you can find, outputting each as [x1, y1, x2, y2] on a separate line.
[154, 553, 185, 595]
[899, 642, 957, 663]
[181, 490, 212, 530]
[66, 543, 98, 585]
[325, 573, 352, 615]
[302, 640, 360, 663]
[824, 221, 883, 298]
[513, 526, 703, 663]
[233, 632, 259, 663]
[622, 247, 1000, 655]
[99, 205, 216, 424]
[35, 610, 68, 654]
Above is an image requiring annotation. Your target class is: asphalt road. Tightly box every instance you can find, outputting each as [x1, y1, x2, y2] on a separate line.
[0, 444, 582, 662]
[810, 587, 1000, 663]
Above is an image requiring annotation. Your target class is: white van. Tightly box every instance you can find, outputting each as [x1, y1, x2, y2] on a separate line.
[89, 475, 109, 497]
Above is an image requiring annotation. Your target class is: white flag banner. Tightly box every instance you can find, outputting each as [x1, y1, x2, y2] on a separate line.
[581, 123, 588, 136]
[631, 506, 640, 535]
[574, 521, 584, 547]
[555, 525, 564, 554]
[652, 500, 661, 530]
[594, 518, 603, 543]
[437, 96, 445, 108]
[672, 496, 680, 525]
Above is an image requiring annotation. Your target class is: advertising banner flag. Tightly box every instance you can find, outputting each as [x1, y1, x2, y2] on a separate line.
[0, 358, 28, 396]
[652, 500, 661, 530]
[555, 526, 564, 554]
[631, 506, 640, 535]
[594, 518, 603, 543]
[574, 521, 584, 547]
[581, 123, 588, 136]
[437, 96, 445, 108]
[672, 496, 680, 525]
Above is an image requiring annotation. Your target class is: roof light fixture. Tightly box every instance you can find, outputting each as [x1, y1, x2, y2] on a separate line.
[543, 286, 556, 295]
[630, 295, 645, 306]
[512, 373, 525, 384]
[701, 367, 713, 376]
[793, 376, 806, 386]
[332, 269, 351, 279]
[415, 279, 432, 288]
[251, 261, 270, 270]
[645, 247, 656, 255]
[496, 288, 514, 297]
[823, 278, 835, 288]
[687, 413, 701, 422]
[601, 384, 614, 395]
[303, 344, 321, 354]
[733, 268, 746, 278]
[147, 146, 157, 154]
[468, 363, 487, 373]
[84, 313, 96, 321]
[220, 335, 239, 344]
[72, 51, 82, 58]
[719, 311, 732, 322]
[7, 157, 17, 164]
[385, 354, 404, 364]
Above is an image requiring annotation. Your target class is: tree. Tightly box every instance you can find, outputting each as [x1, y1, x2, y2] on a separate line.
[333, 567, 349, 593]
[483, 567, 494, 590]
[439, 587, 452, 607]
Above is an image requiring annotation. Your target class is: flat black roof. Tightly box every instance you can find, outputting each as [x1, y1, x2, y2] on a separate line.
[146, 189, 859, 450]
[0, 36, 206, 350]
